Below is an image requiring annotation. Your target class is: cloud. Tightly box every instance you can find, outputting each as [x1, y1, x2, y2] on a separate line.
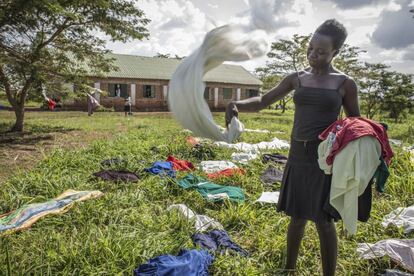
[403, 46, 414, 60]
[371, 0, 414, 49]
[207, 3, 218, 9]
[323, 0, 390, 9]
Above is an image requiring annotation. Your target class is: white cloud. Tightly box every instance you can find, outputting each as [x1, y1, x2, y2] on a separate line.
[207, 3, 218, 9]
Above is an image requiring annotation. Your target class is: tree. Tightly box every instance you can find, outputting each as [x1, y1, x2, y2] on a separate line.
[381, 71, 414, 123]
[358, 63, 389, 119]
[154, 52, 185, 59]
[255, 34, 310, 113]
[0, 0, 150, 131]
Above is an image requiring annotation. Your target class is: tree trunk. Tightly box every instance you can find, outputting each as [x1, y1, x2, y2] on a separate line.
[11, 104, 25, 132]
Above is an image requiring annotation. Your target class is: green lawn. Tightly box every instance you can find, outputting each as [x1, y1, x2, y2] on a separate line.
[0, 110, 413, 275]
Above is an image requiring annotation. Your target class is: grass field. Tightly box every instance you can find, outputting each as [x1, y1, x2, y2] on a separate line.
[0, 110, 413, 275]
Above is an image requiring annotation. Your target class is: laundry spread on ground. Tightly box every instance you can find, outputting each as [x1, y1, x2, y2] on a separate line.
[207, 168, 245, 180]
[0, 190, 103, 235]
[199, 161, 238, 174]
[134, 249, 214, 276]
[262, 153, 288, 164]
[382, 206, 414, 233]
[256, 191, 280, 204]
[144, 161, 176, 178]
[215, 138, 290, 153]
[357, 239, 414, 273]
[177, 174, 245, 203]
[231, 152, 258, 164]
[167, 204, 223, 232]
[192, 229, 249, 257]
[382, 269, 414, 276]
[166, 155, 195, 171]
[93, 170, 139, 182]
[260, 166, 284, 185]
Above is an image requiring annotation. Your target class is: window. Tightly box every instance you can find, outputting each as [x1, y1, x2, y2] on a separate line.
[143, 85, 155, 98]
[204, 87, 210, 100]
[247, 89, 259, 98]
[108, 83, 128, 98]
[223, 88, 233, 100]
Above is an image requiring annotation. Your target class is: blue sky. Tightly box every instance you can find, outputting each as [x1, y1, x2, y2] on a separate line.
[104, 0, 414, 74]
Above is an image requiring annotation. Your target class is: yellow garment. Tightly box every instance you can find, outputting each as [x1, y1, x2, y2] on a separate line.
[329, 136, 381, 234]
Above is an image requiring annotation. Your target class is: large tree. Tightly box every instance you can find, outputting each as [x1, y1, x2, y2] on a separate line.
[0, 0, 150, 131]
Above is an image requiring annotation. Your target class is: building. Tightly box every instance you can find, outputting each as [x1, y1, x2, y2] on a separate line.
[81, 53, 262, 111]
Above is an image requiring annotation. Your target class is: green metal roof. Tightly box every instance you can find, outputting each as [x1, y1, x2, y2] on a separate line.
[94, 53, 262, 86]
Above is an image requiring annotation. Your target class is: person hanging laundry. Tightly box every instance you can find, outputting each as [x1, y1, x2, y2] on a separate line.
[0, 190, 103, 235]
[192, 229, 249, 257]
[177, 174, 245, 203]
[206, 168, 245, 180]
[166, 155, 195, 171]
[92, 170, 139, 182]
[87, 93, 100, 116]
[144, 161, 176, 178]
[134, 249, 214, 276]
[225, 19, 360, 275]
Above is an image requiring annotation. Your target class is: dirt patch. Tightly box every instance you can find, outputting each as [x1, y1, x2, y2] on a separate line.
[0, 129, 113, 183]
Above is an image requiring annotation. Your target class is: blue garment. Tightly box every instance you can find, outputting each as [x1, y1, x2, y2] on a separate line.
[134, 249, 214, 276]
[192, 230, 249, 257]
[144, 161, 176, 178]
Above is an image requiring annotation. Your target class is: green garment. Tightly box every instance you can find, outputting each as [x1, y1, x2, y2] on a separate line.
[330, 136, 381, 235]
[177, 174, 245, 203]
[372, 157, 390, 193]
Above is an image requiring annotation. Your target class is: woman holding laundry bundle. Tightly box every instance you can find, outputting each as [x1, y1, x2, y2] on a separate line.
[225, 19, 360, 276]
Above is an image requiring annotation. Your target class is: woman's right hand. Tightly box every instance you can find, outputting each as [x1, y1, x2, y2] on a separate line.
[225, 102, 239, 127]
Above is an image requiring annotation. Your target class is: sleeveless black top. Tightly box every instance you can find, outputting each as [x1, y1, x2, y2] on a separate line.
[291, 75, 345, 141]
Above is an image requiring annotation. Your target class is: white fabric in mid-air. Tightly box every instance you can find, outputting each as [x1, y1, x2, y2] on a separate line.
[168, 24, 269, 142]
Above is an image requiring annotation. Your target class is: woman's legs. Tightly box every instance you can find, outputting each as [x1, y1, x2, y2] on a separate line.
[285, 217, 307, 272]
[315, 220, 337, 276]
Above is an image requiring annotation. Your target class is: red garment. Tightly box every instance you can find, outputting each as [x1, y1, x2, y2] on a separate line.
[319, 117, 394, 165]
[207, 168, 246, 179]
[166, 155, 194, 171]
[48, 99, 56, 110]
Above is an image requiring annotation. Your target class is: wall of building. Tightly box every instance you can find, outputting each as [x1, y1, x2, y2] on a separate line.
[70, 77, 261, 111]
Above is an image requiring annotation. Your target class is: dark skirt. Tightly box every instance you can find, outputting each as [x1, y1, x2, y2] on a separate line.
[277, 139, 333, 222]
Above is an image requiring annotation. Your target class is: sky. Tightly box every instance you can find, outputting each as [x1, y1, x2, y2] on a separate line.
[104, 0, 414, 75]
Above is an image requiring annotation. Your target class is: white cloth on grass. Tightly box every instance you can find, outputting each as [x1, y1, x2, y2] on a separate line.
[167, 204, 223, 232]
[382, 269, 414, 276]
[357, 239, 414, 273]
[231, 152, 259, 164]
[382, 206, 414, 234]
[256, 191, 280, 204]
[199, 161, 238, 174]
[215, 137, 290, 153]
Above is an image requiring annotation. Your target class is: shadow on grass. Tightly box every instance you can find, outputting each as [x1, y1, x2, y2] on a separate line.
[0, 123, 79, 147]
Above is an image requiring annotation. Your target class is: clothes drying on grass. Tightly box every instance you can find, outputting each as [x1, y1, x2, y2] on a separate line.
[199, 161, 238, 174]
[177, 174, 245, 203]
[231, 152, 258, 164]
[144, 161, 176, 178]
[93, 170, 139, 182]
[215, 138, 290, 153]
[357, 239, 414, 273]
[167, 155, 195, 171]
[256, 191, 280, 204]
[318, 117, 394, 166]
[134, 249, 214, 276]
[167, 204, 223, 232]
[207, 168, 245, 180]
[192, 229, 249, 257]
[0, 190, 103, 235]
[260, 166, 283, 185]
[382, 269, 414, 276]
[382, 205, 414, 234]
[372, 157, 390, 193]
[261, 153, 288, 164]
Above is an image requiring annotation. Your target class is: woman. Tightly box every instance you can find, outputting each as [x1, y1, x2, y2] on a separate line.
[225, 19, 360, 276]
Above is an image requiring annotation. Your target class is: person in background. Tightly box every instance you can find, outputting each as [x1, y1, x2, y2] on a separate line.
[225, 19, 360, 276]
[124, 96, 132, 116]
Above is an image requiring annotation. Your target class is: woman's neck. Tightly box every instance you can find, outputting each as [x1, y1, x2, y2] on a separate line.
[310, 64, 332, 76]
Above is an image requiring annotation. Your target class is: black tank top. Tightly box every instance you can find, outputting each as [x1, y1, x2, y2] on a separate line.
[291, 74, 345, 141]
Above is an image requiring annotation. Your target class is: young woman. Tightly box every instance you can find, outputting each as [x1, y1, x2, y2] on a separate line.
[225, 19, 360, 276]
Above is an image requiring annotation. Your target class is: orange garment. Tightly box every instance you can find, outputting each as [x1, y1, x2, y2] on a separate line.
[207, 168, 245, 179]
[166, 155, 195, 171]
